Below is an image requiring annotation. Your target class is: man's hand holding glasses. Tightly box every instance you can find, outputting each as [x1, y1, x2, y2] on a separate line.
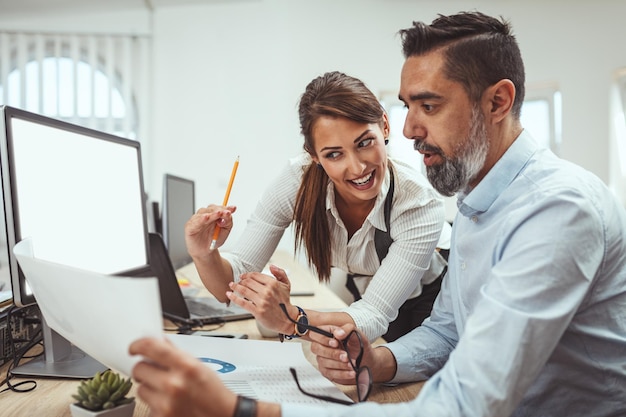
[279, 303, 372, 405]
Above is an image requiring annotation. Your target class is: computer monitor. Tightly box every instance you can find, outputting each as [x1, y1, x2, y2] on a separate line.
[0, 105, 152, 378]
[161, 174, 195, 270]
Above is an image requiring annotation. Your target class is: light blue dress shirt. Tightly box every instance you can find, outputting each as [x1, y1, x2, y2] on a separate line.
[282, 131, 626, 417]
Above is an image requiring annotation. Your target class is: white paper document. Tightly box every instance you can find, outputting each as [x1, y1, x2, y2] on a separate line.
[167, 333, 353, 404]
[13, 238, 163, 376]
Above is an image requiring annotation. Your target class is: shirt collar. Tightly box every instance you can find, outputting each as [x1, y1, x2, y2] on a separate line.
[457, 130, 538, 218]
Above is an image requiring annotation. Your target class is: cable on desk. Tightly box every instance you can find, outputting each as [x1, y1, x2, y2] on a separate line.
[163, 318, 226, 335]
[0, 305, 42, 394]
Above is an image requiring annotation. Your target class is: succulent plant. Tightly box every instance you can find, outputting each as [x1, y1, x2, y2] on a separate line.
[72, 370, 134, 411]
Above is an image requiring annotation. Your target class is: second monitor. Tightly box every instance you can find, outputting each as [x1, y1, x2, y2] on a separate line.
[162, 174, 195, 270]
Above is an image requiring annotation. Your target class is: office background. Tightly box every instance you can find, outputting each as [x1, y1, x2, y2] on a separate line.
[1, 0, 625, 253]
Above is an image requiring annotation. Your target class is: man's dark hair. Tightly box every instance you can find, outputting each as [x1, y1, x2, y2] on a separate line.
[399, 11, 525, 118]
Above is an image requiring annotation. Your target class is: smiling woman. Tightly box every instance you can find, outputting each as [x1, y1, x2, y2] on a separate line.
[185, 71, 450, 343]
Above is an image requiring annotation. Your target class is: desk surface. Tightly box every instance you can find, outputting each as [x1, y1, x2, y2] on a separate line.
[1, 252, 423, 416]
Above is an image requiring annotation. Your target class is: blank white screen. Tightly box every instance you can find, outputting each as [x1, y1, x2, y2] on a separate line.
[11, 118, 147, 273]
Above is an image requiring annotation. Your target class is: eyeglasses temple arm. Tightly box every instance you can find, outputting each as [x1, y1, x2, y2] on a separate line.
[307, 325, 334, 338]
[289, 368, 354, 406]
[279, 303, 334, 338]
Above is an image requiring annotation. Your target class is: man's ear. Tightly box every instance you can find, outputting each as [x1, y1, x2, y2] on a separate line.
[484, 79, 515, 124]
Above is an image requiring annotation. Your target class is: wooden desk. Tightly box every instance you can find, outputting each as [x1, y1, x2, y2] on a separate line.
[1, 252, 423, 416]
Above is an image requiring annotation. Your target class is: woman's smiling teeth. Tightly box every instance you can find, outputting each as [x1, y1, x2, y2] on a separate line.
[350, 171, 373, 186]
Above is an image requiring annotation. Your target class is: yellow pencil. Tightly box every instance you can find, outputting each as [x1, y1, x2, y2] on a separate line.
[210, 156, 239, 250]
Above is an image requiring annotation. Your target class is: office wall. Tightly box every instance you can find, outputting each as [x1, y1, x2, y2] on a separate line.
[2, 0, 626, 250]
[149, 0, 626, 248]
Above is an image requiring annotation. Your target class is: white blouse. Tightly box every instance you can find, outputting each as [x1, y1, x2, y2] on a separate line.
[223, 153, 446, 340]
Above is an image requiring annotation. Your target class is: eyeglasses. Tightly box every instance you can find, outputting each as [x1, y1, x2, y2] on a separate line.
[279, 303, 371, 404]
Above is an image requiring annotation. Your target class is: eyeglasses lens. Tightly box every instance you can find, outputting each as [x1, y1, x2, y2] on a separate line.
[344, 330, 364, 370]
[356, 366, 372, 402]
[344, 330, 371, 402]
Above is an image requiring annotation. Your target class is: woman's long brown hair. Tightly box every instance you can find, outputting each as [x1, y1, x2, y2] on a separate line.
[294, 71, 386, 281]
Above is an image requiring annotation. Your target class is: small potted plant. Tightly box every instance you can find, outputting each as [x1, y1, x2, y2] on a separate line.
[70, 370, 135, 417]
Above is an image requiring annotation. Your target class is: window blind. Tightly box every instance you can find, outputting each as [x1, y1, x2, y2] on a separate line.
[0, 30, 150, 143]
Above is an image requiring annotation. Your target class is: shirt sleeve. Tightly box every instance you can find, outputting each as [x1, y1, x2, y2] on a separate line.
[223, 158, 303, 281]
[386, 266, 459, 383]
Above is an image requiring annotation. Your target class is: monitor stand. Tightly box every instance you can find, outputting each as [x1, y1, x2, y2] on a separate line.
[11, 317, 107, 379]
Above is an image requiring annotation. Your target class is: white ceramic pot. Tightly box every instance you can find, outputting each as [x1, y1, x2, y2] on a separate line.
[69, 401, 135, 417]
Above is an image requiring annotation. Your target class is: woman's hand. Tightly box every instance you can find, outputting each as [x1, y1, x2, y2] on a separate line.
[130, 337, 237, 417]
[184, 204, 237, 259]
[227, 264, 295, 335]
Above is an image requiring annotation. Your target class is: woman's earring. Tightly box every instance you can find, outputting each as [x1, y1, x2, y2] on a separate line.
[384, 137, 389, 145]
[317, 163, 323, 169]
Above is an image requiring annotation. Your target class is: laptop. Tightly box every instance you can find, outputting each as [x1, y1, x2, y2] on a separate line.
[145, 233, 253, 326]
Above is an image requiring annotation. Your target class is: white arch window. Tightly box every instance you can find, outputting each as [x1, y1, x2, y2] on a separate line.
[0, 32, 149, 141]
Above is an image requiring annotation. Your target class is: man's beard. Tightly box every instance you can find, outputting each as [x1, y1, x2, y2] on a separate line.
[417, 106, 489, 196]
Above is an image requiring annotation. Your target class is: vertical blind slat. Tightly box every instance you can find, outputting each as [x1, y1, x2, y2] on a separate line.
[105, 36, 115, 134]
[122, 36, 132, 138]
[0, 33, 9, 105]
[70, 36, 80, 124]
[54, 35, 62, 116]
[88, 35, 97, 130]
[17, 33, 27, 109]
[138, 36, 151, 144]
[36, 34, 45, 114]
